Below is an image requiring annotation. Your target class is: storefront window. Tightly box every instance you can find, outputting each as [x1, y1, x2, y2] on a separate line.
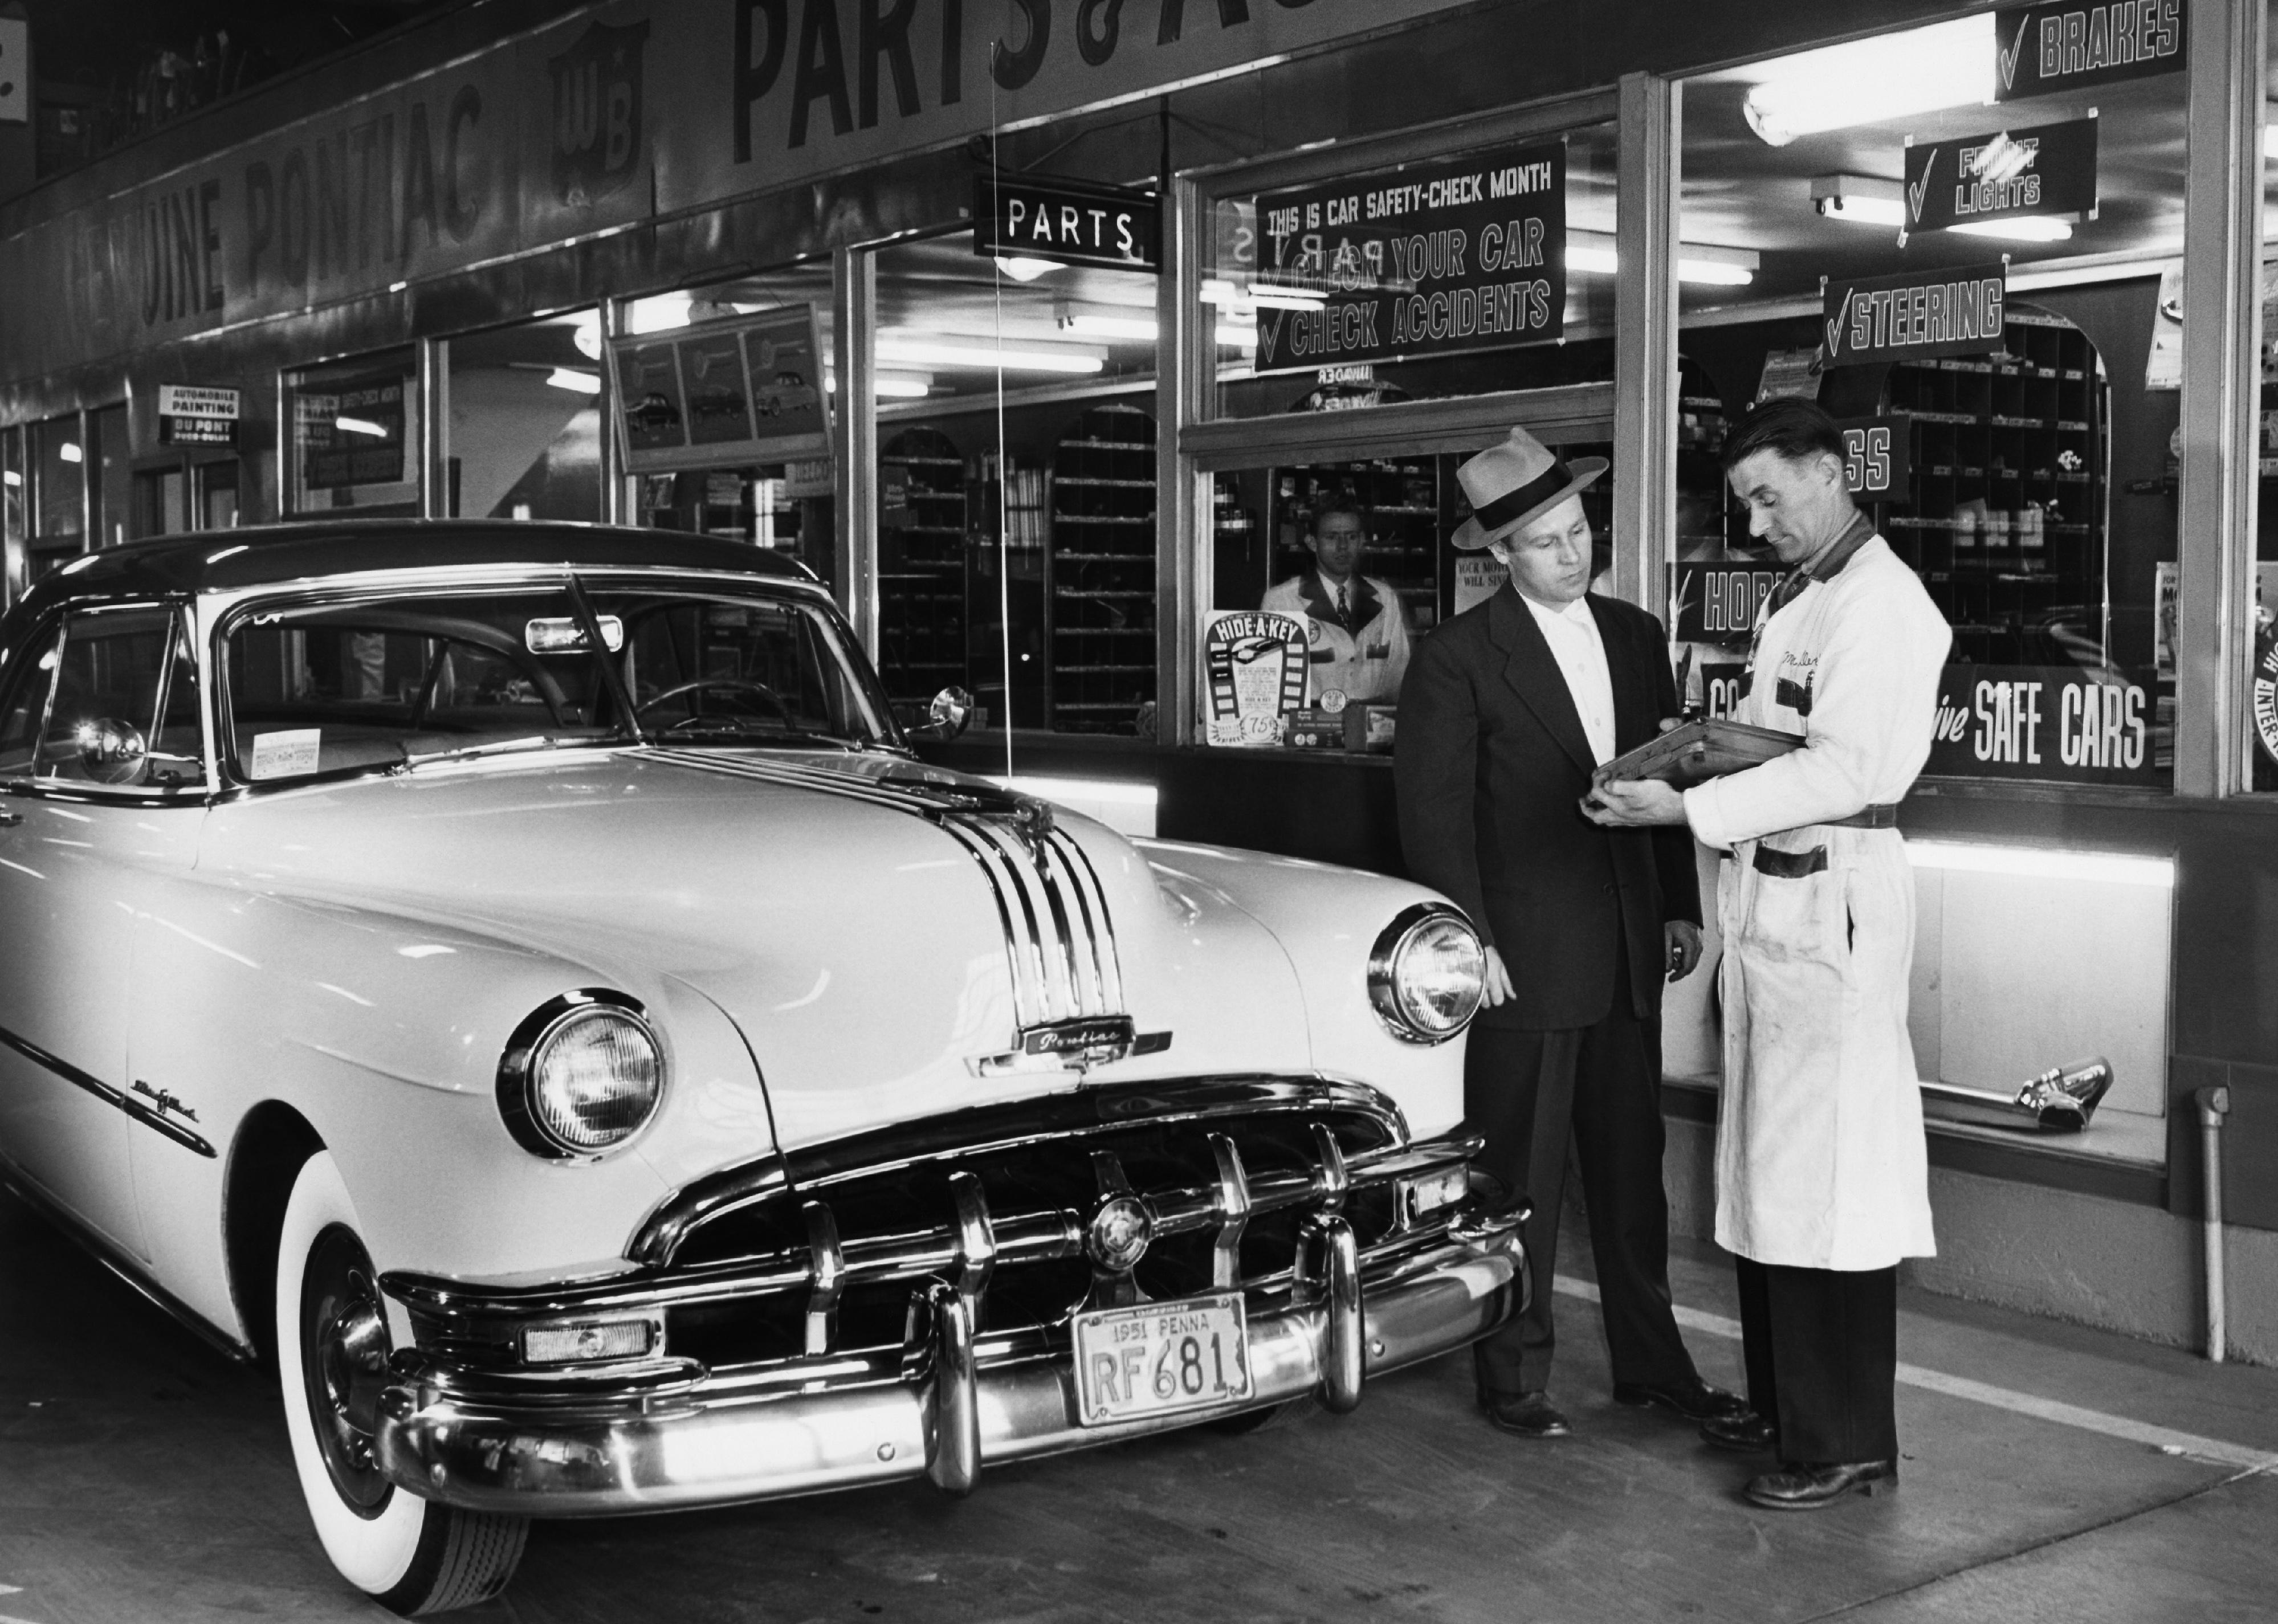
[1, 429, 23, 605]
[1678, 11, 2186, 790]
[611, 264, 836, 587]
[1203, 121, 1620, 422]
[283, 347, 418, 518]
[29, 415, 83, 577]
[2251, 1, 2278, 792]
[444, 312, 603, 522]
[870, 227, 1162, 736]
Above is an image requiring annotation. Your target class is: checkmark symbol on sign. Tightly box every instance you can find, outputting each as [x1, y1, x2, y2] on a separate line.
[1998, 17, 2031, 91]
[1908, 152, 1937, 224]
[1824, 290, 1853, 358]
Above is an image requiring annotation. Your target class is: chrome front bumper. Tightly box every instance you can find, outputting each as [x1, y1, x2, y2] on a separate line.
[373, 1218, 1524, 1517]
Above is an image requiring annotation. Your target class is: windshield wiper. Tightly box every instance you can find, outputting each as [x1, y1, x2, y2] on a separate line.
[391, 735, 625, 773]
[645, 724, 865, 752]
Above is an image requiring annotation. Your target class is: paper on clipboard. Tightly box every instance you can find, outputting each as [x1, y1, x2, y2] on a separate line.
[1592, 717, 1802, 788]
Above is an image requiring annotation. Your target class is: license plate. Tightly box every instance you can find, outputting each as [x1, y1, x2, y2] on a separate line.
[1072, 1292, 1252, 1427]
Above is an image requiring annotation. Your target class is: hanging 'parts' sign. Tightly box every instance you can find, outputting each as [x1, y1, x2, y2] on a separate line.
[1994, 1, 2182, 101]
[1822, 261, 2008, 368]
[1249, 139, 1565, 372]
[973, 174, 1159, 272]
[1902, 115, 2097, 242]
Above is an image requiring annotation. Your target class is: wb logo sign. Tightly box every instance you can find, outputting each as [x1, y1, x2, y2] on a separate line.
[551, 21, 648, 206]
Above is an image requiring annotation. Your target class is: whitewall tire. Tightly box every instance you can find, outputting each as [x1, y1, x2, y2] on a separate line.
[275, 1150, 528, 1614]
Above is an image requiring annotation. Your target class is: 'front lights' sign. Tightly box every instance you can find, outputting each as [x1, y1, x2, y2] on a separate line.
[1902, 115, 2098, 243]
[1821, 262, 2008, 368]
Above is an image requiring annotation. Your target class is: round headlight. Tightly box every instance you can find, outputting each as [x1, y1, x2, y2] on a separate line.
[1368, 904, 1486, 1044]
[498, 992, 664, 1158]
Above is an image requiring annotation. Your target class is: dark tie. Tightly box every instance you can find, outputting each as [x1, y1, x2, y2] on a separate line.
[1335, 584, 1351, 629]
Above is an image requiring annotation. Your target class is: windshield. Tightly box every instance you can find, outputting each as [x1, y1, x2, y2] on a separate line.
[219, 576, 893, 785]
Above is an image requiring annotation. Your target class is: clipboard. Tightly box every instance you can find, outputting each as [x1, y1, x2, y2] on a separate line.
[1593, 717, 1802, 788]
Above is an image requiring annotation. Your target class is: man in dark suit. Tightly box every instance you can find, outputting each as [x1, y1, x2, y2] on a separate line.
[1396, 425, 1743, 1439]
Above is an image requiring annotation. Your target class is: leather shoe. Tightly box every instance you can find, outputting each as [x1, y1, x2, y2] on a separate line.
[1612, 1375, 1750, 1423]
[1698, 1410, 1779, 1452]
[1481, 1390, 1572, 1438]
[1744, 1459, 1898, 1510]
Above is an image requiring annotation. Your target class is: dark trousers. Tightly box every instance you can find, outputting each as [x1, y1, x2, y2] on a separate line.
[1733, 1255, 1900, 1465]
[1466, 956, 1696, 1397]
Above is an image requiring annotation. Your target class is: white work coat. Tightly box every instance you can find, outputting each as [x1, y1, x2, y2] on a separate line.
[1260, 572, 1413, 705]
[1683, 534, 1953, 1271]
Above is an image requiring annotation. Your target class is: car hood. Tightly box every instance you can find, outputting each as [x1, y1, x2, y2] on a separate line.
[194, 746, 1314, 1153]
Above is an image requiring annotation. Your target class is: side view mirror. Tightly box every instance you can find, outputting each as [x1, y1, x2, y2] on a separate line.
[904, 686, 975, 744]
[75, 719, 148, 785]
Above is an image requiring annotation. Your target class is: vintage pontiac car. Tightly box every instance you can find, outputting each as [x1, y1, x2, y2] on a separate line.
[0, 523, 1519, 1614]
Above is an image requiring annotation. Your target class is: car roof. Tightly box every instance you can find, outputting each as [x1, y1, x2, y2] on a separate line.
[11, 520, 818, 615]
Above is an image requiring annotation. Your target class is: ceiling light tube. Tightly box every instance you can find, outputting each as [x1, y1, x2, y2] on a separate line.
[1567, 231, 1759, 286]
[1812, 174, 1908, 227]
[57, 441, 81, 463]
[1948, 217, 2075, 242]
[876, 334, 1105, 374]
[545, 368, 602, 395]
[333, 416, 389, 438]
[1741, 15, 1995, 146]
[995, 256, 1059, 282]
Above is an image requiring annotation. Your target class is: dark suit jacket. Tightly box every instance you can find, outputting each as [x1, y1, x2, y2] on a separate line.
[1395, 586, 1702, 1032]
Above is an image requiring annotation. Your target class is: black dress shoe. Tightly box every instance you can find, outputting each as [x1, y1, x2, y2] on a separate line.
[1698, 1410, 1778, 1452]
[1481, 1390, 1572, 1438]
[1611, 1375, 1750, 1423]
[1744, 1459, 1898, 1510]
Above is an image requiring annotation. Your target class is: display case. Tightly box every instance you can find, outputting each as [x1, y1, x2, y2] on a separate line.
[1049, 403, 1157, 735]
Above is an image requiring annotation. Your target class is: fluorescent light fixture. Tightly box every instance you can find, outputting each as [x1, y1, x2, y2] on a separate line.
[1200, 278, 1327, 311]
[1906, 840, 2174, 889]
[1216, 325, 1257, 349]
[823, 372, 934, 398]
[1566, 231, 1759, 286]
[572, 313, 603, 360]
[995, 256, 1059, 282]
[545, 367, 602, 394]
[1812, 174, 1907, 227]
[1741, 15, 1995, 146]
[334, 416, 389, 438]
[627, 291, 694, 334]
[2265, 117, 2278, 161]
[876, 333, 1105, 374]
[1062, 311, 1160, 342]
[57, 441, 81, 463]
[1949, 216, 2075, 242]
[992, 774, 1160, 809]
[1, 470, 19, 487]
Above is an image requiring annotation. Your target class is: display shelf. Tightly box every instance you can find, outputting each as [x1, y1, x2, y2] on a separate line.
[1877, 308, 2111, 668]
[1049, 402, 1159, 736]
[877, 426, 969, 706]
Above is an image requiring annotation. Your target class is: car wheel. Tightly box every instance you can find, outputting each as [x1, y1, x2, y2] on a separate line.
[275, 1150, 528, 1615]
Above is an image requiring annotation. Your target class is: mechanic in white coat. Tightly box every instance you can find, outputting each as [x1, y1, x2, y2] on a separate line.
[1584, 397, 1951, 1512]
[1260, 495, 1412, 707]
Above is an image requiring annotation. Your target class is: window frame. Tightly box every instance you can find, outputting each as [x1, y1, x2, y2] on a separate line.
[0, 598, 212, 803]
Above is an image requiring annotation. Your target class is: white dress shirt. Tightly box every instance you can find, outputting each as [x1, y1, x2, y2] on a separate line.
[1517, 587, 1617, 765]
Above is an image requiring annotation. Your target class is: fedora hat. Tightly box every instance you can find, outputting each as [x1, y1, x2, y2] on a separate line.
[1449, 427, 1608, 552]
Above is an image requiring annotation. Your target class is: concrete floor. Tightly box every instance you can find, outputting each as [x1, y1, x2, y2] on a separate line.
[3, 1186, 2275, 1623]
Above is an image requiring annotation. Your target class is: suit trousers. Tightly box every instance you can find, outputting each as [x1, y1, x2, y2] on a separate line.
[1733, 1255, 1900, 1464]
[1467, 954, 1697, 1397]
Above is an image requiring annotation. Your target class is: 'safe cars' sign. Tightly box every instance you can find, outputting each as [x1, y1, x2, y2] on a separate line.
[1926, 664, 2160, 785]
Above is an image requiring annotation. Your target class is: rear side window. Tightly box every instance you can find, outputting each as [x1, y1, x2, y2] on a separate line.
[0, 622, 66, 779]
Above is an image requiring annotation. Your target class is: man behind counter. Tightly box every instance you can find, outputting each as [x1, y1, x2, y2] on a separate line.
[1261, 495, 1413, 707]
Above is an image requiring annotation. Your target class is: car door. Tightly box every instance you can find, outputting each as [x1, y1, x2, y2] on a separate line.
[0, 601, 206, 1260]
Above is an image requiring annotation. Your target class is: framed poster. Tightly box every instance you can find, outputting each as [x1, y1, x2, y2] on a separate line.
[609, 304, 829, 473]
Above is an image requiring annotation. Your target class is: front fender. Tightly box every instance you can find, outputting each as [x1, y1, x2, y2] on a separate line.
[1132, 840, 1469, 1140]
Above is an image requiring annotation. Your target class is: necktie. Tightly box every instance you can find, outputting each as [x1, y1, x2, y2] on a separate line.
[1336, 583, 1351, 627]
